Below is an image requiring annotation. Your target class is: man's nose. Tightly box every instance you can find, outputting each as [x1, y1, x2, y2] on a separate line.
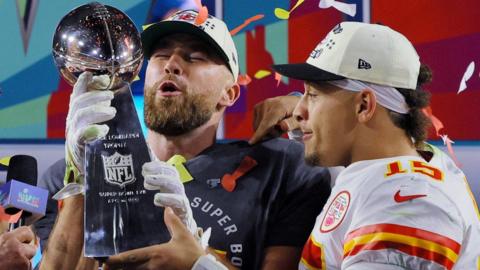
[293, 96, 308, 123]
[164, 54, 183, 75]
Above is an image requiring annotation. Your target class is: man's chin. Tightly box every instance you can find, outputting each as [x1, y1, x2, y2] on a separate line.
[305, 153, 321, 167]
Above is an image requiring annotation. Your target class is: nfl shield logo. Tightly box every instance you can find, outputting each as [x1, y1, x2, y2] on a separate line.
[101, 152, 136, 188]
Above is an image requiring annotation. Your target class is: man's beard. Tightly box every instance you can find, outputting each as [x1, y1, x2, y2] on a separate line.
[144, 86, 215, 136]
[305, 152, 321, 167]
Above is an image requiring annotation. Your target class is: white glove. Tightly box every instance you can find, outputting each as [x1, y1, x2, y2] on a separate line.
[142, 160, 197, 231]
[142, 160, 210, 249]
[53, 72, 116, 200]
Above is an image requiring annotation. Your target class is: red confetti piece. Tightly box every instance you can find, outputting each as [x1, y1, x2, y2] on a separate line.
[221, 156, 257, 192]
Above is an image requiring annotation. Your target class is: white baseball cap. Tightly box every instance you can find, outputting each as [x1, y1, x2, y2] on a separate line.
[273, 22, 420, 90]
[141, 10, 239, 81]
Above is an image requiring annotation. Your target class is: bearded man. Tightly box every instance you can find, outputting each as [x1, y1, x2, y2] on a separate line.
[38, 10, 331, 270]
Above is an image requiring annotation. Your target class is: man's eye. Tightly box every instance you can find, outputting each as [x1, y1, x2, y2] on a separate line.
[306, 92, 317, 98]
[189, 54, 206, 61]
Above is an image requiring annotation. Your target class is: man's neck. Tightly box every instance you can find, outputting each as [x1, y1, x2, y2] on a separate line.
[146, 120, 219, 161]
[350, 112, 420, 164]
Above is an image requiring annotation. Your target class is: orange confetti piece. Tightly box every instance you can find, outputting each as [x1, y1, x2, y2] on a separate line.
[230, 14, 265, 36]
[237, 74, 252, 86]
[0, 206, 10, 222]
[422, 107, 444, 136]
[195, 6, 209, 25]
[9, 211, 22, 223]
[192, 0, 208, 25]
[440, 134, 462, 167]
[275, 72, 282, 87]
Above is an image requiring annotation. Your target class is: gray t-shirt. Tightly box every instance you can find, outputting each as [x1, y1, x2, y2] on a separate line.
[35, 138, 331, 269]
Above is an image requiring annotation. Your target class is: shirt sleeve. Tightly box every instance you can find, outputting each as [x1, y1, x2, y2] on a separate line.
[266, 141, 332, 247]
[342, 176, 464, 270]
[34, 158, 66, 252]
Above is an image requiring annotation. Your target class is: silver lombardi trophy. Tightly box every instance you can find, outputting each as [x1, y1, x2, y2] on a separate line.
[52, 2, 170, 257]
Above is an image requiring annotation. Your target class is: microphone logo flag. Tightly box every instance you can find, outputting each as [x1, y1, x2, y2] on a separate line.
[17, 188, 41, 208]
[101, 152, 136, 188]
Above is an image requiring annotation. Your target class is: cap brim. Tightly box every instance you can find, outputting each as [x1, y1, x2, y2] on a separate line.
[272, 63, 345, 81]
[141, 21, 229, 64]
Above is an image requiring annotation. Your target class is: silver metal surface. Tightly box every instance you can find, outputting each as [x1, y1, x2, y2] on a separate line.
[52, 2, 143, 89]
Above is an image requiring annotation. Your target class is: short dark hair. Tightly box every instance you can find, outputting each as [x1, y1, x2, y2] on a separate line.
[389, 64, 432, 148]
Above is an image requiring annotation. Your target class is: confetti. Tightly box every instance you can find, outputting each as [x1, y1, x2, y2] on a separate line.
[0, 206, 22, 223]
[319, 0, 357, 17]
[422, 107, 461, 167]
[458, 61, 475, 94]
[167, 155, 193, 183]
[0, 207, 9, 222]
[254, 70, 271, 79]
[193, 0, 209, 25]
[195, 6, 209, 25]
[274, 0, 305, 20]
[422, 107, 444, 136]
[440, 134, 462, 167]
[0, 156, 10, 166]
[9, 211, 22, 223]
[230, 14, 265, 36]
[275, 72, 282, 87]
[142, 23, 153, 30]
[237, 74, 252, 86]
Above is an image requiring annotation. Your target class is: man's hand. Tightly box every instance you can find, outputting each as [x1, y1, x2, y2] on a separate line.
[54, 72, 116, 200]
[0, 226, 37, 270]
[142, 160, 199, 236]
[104, 207, 206, 270]
[249, 95, 301, 144]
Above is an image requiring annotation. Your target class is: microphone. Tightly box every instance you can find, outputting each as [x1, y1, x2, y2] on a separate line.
[0, 155, 48, 231]
[5, 155, 37, 215]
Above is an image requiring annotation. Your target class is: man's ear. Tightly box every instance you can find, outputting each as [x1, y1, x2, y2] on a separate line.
[218, 82, 240, 108]
[356, 89, 376, 123]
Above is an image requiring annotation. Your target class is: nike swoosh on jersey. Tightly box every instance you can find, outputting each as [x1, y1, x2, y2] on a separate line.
[394, 190, 427, 203]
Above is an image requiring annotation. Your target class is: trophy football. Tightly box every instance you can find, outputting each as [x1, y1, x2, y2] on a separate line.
[52, 2, 170, 257]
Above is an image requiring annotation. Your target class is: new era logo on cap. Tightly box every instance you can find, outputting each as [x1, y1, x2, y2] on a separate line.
[358, 59, 371, 69]
[333, 23, 343, 34]
[310, 49, 323, 59]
